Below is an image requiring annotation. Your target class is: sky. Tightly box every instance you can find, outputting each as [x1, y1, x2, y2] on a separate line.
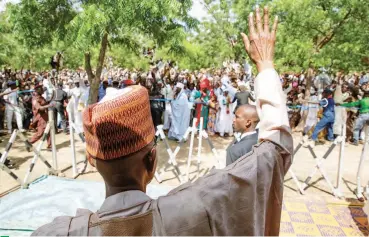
[189, 0, 209, 21]
[0, 0, 18, 11]
[0, 0, 209, 21]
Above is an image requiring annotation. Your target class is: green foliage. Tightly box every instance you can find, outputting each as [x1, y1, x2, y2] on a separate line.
[0, 0, 368, 73]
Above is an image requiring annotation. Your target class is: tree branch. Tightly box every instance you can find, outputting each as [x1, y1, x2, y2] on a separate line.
[88, 31, 109, 104]
[84, 52, 94, 80]
[316, 9, 352, 50]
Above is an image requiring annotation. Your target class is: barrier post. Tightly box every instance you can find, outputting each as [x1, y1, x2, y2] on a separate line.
[69, 114, 78, 178]
[334, 124, 346, 198]
[186, 118, 197, 181]
[48, 109, 58, 170]
[356, 125, 369, 200]
[202, 131, 221, 169]
[196, 117, 204, 174]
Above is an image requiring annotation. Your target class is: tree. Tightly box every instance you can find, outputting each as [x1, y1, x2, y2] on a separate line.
[2, 0, 368, 77]
[9, 0, 197, 103]
[66, 0, 197, 103]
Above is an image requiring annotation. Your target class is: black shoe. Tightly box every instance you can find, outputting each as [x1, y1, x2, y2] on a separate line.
[25, 141, 32, 152]
[350, 141, 359, 146]
[4, 159, 14, 168]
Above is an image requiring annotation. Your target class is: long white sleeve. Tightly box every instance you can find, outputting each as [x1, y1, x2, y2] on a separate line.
[255, 69, 293, 159]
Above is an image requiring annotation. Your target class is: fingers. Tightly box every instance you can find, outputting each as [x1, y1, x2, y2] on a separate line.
[271, 16, 278, 41]
[263, 6, 270, 35]
[255, 6, 263, 35]
[248, 12, 256, 39]
[241, 33, 251, 52]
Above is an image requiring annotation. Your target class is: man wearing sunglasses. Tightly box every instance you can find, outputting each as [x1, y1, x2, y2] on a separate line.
[32, 6, 293, 236]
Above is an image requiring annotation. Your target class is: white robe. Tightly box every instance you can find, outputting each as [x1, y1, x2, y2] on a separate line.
[305, 95, 319, 128]
[168, 90, 191, 140]
[333, 86, 349, 135]
[71, 87, 85, 133]
[216, 95, 234, 136]
[161, 85, 173, 130]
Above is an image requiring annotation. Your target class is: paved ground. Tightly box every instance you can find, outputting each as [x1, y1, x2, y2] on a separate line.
[1, 130, 368, 207]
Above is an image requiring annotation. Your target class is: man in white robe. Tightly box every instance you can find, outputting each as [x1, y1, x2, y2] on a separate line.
[168, 83, 191, 141]
[161, 82, 174, 130]
[217, 89, 234, 137]
[70, 77, 86, 133]
[333, 82, 350, 136]
[303, 88, 319, 141]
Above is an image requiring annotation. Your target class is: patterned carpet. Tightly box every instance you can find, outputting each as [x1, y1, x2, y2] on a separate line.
[280, 198, 369, 236]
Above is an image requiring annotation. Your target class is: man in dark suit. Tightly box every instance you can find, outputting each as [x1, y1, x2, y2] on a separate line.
[233, 84, 255, 112]
[226, 104, 259, 166]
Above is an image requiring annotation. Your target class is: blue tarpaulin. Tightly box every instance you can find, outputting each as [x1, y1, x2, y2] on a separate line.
[0, 175, 174, 236]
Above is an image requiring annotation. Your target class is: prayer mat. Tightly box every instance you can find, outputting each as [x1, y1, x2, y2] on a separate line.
[280, 197, 369, 236]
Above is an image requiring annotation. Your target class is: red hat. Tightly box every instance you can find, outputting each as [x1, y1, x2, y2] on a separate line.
[83, 86, 155, 160]
[123, 79, 134, 86]
[200, 78, 210, 90]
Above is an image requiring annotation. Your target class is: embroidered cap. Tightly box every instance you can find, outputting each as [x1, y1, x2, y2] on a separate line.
[83, 85, 155, 160]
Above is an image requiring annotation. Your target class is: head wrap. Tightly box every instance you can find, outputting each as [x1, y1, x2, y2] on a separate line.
[83, 85, 155, 160]
[200, 79, 210, 90]
[123, 79, 134, 86]
[176, 82, 184, 89]
[7, 81, 16, 86]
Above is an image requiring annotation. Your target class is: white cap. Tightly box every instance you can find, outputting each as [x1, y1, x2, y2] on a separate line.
[176, 82, 184, 89]
[237, 81, 246, 87]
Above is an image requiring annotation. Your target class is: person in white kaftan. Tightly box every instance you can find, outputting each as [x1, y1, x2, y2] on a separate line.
[161, 83, 174, 130]
[303, 88, 319, 139]
[168, 83, 191, 141]
[217, 89, 234, 137]
[333, 83, 349, 135]
[4, 81, 24, 133]
[70, 77, 86, 133]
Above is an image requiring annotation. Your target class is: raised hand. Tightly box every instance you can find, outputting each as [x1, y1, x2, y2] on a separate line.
[241, 6, 278, 73]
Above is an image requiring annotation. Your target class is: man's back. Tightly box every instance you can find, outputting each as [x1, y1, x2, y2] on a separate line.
[32, 141, 290, 236]
[235, 91, 254, 107]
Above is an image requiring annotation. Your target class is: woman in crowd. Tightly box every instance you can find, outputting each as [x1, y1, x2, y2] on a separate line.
[207, 93, 219, 136]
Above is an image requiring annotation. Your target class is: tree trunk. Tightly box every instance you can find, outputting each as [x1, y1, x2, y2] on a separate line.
[294, 68, 314, 133]
[85, 52, 94, 80]
[88, 32, 109, 104]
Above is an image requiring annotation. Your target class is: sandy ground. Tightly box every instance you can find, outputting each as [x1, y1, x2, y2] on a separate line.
[0, 129, 368, 209]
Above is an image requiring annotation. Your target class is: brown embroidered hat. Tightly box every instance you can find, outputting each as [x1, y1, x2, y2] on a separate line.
[83, 85, 155, 160]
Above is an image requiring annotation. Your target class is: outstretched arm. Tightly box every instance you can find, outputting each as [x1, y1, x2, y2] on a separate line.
[156, 7, 293, 237]
[241, 6, 293, 158]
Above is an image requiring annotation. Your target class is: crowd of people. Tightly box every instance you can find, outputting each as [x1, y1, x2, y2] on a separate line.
[283, 69, 369, 146]
[1, 61, 369, 149]
[0, 6, 365, 236]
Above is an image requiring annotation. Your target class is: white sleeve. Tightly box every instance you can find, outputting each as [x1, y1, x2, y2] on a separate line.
[255, 69, 293, 155]
[3, 88, 10, 100]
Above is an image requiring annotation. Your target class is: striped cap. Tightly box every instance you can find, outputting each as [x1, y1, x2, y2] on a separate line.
[83, 85, 155, 160]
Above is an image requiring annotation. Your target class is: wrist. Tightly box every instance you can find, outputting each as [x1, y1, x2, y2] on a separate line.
[256, 61, 274, 73]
